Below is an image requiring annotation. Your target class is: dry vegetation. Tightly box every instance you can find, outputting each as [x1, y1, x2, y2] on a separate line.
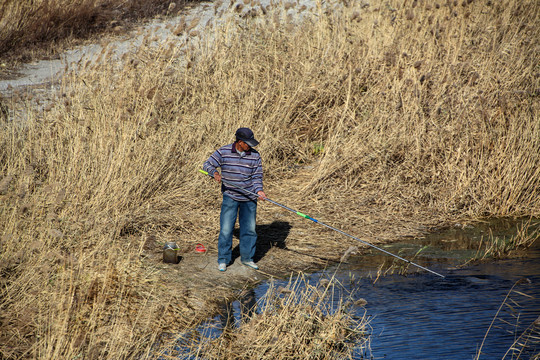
[0, 0, 185, 65]
[171, 275, 369, 359]
[0, 0, 539, 358]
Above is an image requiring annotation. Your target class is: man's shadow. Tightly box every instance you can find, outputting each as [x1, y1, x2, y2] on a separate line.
[232, 221, 290, 263]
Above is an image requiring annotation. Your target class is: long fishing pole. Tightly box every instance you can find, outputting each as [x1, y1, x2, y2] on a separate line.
[199, 169, 445, 278]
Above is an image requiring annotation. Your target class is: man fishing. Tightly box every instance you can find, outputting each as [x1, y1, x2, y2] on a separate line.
[203, 127, 266, 272]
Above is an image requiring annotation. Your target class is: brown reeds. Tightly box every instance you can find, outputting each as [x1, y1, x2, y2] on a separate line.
[0, 0, 539, 358]
[502, 314, 540, 360]
[186, 275, 369, 359]
[469, 218, 539, 261]
[0, 0, 176, 64]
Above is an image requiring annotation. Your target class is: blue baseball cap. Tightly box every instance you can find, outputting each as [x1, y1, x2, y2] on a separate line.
[235, 127, 259, 147]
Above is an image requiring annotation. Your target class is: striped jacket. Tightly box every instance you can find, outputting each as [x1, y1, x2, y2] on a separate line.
[203, 142, 264, 201]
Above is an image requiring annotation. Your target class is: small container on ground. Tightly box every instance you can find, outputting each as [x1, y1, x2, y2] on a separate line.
[163, 241, 180, 264]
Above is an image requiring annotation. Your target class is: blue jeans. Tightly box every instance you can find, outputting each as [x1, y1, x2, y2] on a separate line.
[218, 194, 257, 265]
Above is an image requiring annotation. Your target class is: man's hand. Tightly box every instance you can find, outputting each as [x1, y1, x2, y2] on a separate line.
[257, 191, 267, 201]
[213, 172, 222, 182]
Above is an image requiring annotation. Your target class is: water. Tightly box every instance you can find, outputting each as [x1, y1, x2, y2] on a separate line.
[343, 258, 540, 359]
[187, 219, 540, 359]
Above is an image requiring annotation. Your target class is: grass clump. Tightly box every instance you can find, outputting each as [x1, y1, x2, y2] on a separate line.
[470, 218, 540, 260]
[184, 275, 368, 359]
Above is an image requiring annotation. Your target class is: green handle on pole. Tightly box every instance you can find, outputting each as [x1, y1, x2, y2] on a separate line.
[296, 212, 317, 222]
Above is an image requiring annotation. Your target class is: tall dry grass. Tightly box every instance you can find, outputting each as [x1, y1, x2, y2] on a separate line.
[0, 0, 180, 61]
[185, 275, 369, 359]
[0, 0, 539, 358]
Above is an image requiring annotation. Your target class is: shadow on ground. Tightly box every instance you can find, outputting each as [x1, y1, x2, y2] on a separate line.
[231, 220, 339, 265]
[231, 220, 291, 263]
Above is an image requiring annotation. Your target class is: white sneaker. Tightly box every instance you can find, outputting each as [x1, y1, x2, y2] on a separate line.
[242, 261, 259, 270]
[218, 263, 227, 272]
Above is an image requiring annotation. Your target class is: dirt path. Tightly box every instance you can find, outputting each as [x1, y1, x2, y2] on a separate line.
[0, 2, 203, 92]
[0, 0, 320, 95]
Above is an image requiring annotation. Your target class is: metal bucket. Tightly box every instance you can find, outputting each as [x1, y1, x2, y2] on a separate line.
[163, 241, 180, 264]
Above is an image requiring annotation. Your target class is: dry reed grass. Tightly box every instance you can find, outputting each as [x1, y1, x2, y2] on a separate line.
[502, 314, 540, 360]
[0, 0, 179, 64]
[468, 218, 539, 261]
[0, 0, 539, 358]
[182, 275, 368, 359]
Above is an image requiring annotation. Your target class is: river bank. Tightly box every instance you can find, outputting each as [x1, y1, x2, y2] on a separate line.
[178, 218, 540, 359]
